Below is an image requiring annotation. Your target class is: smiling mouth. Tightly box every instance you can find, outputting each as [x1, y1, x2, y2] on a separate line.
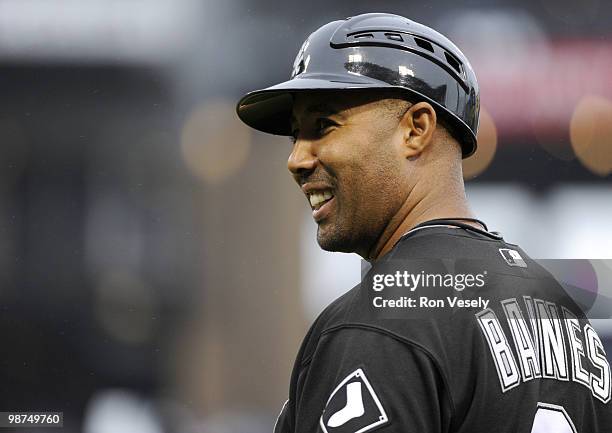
[308, 189, 334, 210]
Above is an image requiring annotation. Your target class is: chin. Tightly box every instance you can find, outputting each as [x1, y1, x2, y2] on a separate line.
[316, 225, 358, 253]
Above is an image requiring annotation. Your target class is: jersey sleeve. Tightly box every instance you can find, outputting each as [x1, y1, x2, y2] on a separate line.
[290, 326, 453, 433]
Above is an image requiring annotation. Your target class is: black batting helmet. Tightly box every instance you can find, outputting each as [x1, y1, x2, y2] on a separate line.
[236, 13, 480, 158]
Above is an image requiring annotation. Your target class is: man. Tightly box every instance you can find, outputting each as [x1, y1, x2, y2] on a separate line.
[236, 13, 612, 433]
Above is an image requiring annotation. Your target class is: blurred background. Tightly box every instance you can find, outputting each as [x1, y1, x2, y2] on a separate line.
[0, 0, 610, 432]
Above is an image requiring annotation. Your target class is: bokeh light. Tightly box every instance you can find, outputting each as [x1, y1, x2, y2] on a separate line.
[463, 107, 497, 180]
[84, 389, 163, 433]
[181, 99, 251, 184]
[570, 95, 612, 176]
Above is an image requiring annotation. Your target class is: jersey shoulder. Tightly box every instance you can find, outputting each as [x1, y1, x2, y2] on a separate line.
[298, 227, 612, 426]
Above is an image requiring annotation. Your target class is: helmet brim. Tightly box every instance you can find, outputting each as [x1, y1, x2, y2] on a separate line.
[236, 75, 385, 136]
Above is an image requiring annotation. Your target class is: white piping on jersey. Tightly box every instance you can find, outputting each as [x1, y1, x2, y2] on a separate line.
[400, 224, 462, 240]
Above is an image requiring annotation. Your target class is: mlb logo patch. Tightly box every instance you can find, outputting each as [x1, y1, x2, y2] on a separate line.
[320, 368, 388, 433]
[499, 248, 527, 268]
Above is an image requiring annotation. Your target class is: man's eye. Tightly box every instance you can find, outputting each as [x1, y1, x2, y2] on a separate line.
[289, 119, 335, 143]
[316, 118, 337, 133]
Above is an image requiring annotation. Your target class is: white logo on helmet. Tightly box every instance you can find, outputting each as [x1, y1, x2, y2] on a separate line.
[292, 38, 311, 77]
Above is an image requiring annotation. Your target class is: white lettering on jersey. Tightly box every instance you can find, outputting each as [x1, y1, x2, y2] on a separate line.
[561, 307, 590, 389]
[584, 324, 612, 403]
[531, 402, 577, 433]
[476, 308, 521, 392]
[502, 298, 541, 381]
[523, 296, 541, 363]
[535, 299, 569, 381]
[477, 298, 612, 403]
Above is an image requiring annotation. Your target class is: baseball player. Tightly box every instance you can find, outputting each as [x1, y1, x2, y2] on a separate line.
[236, 13, 612, 433]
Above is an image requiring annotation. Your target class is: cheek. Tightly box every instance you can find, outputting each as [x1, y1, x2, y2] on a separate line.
[340, 152, 402, 215]
[317, 136, 362, 183]
[358, 148, 405, 212]
[323, 129, 403, 206]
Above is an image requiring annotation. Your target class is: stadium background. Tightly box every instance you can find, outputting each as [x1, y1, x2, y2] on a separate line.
[0, 0, 610, 431]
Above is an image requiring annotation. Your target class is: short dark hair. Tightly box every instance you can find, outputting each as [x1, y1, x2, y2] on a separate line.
[376, 94, 458, 142]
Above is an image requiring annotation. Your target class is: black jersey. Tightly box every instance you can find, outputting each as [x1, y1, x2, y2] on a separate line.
[273, 225, 612, 433]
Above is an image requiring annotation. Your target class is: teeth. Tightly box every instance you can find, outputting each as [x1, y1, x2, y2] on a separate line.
[308, 190, 334, 208]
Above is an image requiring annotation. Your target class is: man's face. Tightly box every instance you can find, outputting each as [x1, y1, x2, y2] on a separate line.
[288, 91, 410, 256]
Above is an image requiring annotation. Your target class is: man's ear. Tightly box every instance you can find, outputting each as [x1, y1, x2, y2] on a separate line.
[399, 101, 437, 158]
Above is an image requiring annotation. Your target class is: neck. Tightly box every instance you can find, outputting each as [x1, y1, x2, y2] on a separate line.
[366, 178, 478, 261]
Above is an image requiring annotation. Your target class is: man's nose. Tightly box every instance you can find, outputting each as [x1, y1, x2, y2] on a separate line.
[287, 138, 317, 175]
